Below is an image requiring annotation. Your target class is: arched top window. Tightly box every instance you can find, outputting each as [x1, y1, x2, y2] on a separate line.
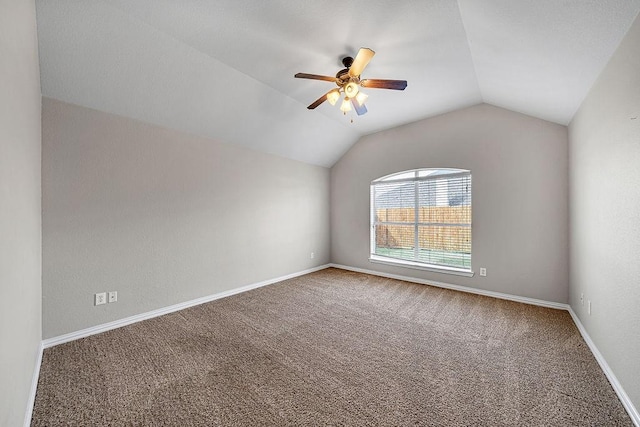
[370, 168, 472, 276]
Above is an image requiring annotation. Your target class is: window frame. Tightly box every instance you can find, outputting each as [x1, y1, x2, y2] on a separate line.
[369, 168, 474, 277]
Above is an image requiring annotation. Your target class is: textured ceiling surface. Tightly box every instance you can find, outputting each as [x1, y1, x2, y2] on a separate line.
[36, 0, 640, 167]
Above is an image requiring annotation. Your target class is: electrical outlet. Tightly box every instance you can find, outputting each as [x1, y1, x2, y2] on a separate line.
[580, 293, 584, 306]
[310, 252, 315, 259]
[479, 268, 487, 277]
[108, 291, 117, 303]
[95, 292, 106, 306]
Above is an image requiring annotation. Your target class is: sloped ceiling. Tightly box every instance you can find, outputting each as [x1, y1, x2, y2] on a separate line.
[35, 0, 640, 167]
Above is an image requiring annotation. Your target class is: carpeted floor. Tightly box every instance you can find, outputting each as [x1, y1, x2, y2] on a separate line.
[32, 268, 632, 426]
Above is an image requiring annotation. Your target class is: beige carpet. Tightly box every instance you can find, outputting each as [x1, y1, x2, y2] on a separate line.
[32, 268, 632, 426]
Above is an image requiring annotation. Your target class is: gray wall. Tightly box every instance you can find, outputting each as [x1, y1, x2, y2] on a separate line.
[42, 98, 330, 339]
[0, 0, 42, 425]
[331, 104, 569, 303]
[568, 14, 640, 411]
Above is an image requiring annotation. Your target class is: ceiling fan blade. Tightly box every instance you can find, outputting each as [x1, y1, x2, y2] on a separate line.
[307, 90, 335, 109]
[349, 48, 375, 77]
[351, 99, 368, 116]
[295, 73, 338, 83]
[360, 79, 407, 90]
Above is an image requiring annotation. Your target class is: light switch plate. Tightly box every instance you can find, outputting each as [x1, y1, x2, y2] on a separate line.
[95, 292, 106, 306]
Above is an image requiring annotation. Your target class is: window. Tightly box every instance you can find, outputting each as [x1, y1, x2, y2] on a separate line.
[370, 168, 472, 276]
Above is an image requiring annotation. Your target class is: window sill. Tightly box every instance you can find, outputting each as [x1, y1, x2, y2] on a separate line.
[369, 255, 475, 277]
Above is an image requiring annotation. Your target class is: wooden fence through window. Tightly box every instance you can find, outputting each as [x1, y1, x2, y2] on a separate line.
[375, 206, 471, 252]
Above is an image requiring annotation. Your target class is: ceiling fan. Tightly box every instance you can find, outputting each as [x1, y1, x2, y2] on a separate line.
[294, 48, 407, 116]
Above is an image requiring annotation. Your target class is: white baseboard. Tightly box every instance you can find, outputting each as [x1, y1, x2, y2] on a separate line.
[24, 341, 43, 427]
[567, 308, 640, 427]
[42, 264, 330, 349]
[329, 263, 569, 310]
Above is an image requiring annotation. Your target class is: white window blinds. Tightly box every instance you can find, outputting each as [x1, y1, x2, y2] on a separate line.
[371, 169, 472, 270]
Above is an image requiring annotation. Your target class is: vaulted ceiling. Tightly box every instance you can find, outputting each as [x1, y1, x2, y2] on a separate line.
[36, 0, 640, 167]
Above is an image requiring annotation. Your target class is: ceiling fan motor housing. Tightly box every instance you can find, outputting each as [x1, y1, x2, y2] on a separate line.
[336, 56, 356, 83]
[336, 68, 350, 82]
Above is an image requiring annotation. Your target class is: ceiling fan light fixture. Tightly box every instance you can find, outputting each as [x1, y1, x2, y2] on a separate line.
[355, 91, 368, 106]
[327, 89, 340, 106]
[344, 81, 359, 98]
[340, 98, 352, 113]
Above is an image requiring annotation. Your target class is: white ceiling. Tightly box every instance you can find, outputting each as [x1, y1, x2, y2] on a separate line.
[35, 0, 640, 167]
